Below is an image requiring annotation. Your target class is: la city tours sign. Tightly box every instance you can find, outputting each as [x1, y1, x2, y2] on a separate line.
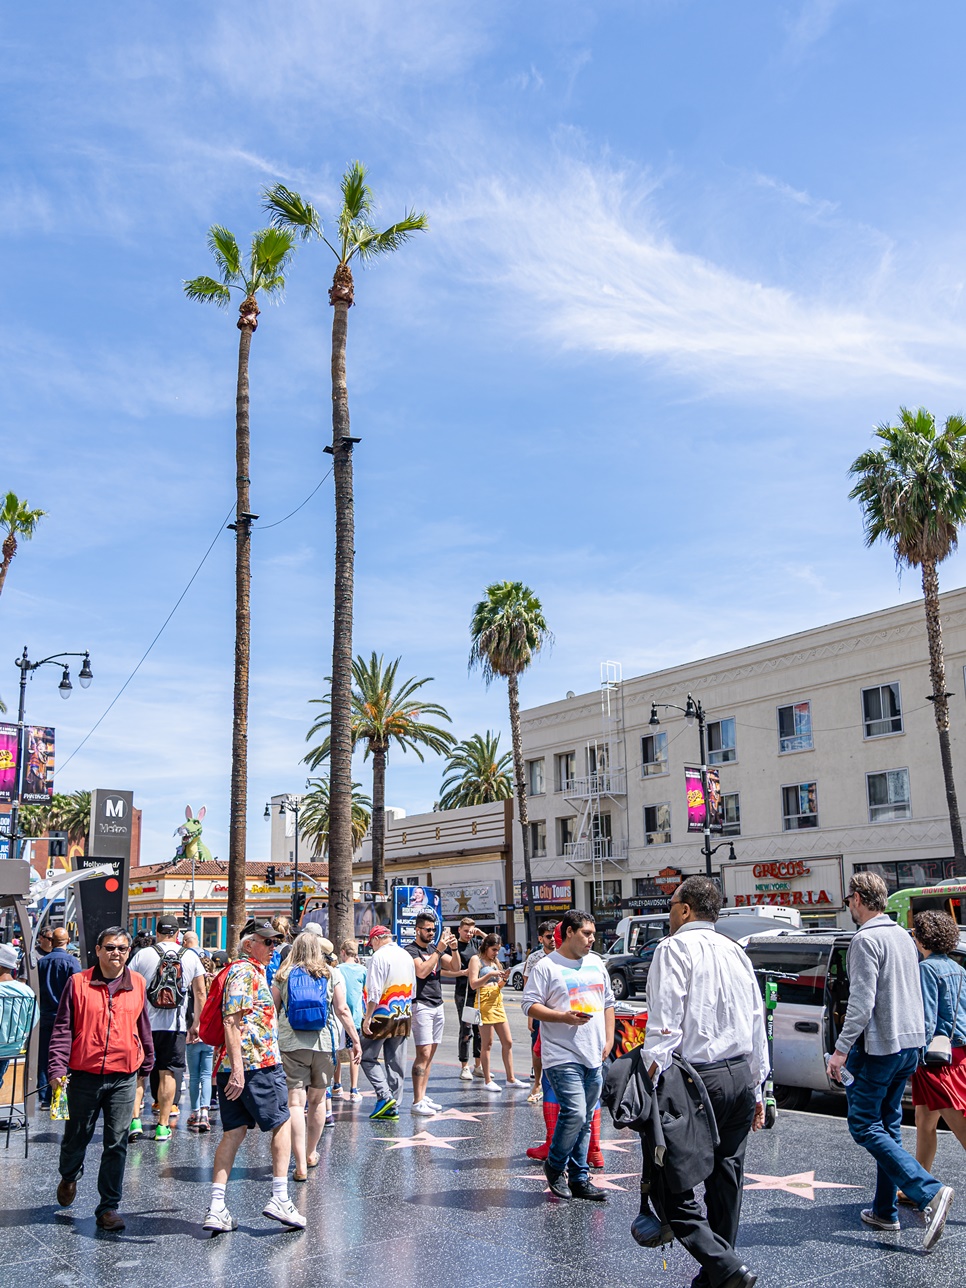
[722, 855, 844, 910]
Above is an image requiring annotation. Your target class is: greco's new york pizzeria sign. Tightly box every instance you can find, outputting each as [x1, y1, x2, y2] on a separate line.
[722, 855, 844, 910]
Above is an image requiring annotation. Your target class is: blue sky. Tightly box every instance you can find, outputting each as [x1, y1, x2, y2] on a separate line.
[5, 0, 966, 865]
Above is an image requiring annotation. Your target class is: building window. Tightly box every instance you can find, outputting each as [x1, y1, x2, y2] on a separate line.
[782, 782, 818, 830]
[590, 811, 613, 857]
[557, 816, 575, 853]
[867, 768, 911, 823]
[202, 916, 221, 949]
[641, 732, 668, 777]
[555, 751, 576, 791]
[707, 717, 736, 765]
[528, 820, 547, 857]
[862, 683, 903, 738]
[644, 803, 671, 845]
[778, 701, 813, 753]
[586, 879, 623, 926]
[527, 759, 545, 796]
[722, 792, 740, 836]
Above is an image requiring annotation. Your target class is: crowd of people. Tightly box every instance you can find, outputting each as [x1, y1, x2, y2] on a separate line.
[0, 875, 963, 1284]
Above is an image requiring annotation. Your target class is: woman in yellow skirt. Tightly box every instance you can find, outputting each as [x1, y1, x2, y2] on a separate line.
[468, 934, 530, 1093]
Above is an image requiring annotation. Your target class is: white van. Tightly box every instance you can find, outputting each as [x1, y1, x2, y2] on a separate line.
[719, 905, 802, 929]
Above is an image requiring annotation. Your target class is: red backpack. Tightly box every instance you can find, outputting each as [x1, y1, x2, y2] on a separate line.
[198, 964, 233, 1048]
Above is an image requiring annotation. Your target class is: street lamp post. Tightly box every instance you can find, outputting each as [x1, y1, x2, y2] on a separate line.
[8, 647, 93, 864]
[265, 793, 304, 925]
[649, 693, 735, 880]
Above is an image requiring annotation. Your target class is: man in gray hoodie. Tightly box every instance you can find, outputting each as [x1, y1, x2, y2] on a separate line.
[828, 872, 954, 1252]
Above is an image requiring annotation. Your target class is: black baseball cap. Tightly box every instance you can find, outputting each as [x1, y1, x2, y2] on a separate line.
[157, 917, 180, 934]
[210, 950, 230, 967]
[240, 919, 277, 940]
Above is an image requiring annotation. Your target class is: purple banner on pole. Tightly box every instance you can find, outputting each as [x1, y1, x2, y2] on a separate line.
[0, 724, 17, 804]
[686, 766, 722, 834]
[22, 726, 55, 803]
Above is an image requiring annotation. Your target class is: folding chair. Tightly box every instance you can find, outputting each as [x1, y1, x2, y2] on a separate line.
[0, 989, 37, 1158]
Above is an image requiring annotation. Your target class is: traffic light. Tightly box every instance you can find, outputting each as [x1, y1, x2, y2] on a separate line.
[182, 902, 191, 921]
[48, 830, 68, 859]
[266, 865, 276, 886]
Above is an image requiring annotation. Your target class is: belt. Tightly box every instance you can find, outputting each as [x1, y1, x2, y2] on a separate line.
[690, 1055, 751, 1072]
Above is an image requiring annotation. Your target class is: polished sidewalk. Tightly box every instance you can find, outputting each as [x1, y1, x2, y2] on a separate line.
[1, 1057, 964, 1288]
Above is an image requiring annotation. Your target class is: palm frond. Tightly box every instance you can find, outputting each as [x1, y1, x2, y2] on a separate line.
[183, 276, 233, 308]
[262, 183, 322, 240]
[251, 226, 297, 276]
[350, 210, 429, 263]
[340, 161, 373, 226]
[207, 225, 241, 281]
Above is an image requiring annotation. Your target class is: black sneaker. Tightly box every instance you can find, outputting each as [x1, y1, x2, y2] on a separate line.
[569, 1179, 608, 1202]
[543, 1162, 572, 1199]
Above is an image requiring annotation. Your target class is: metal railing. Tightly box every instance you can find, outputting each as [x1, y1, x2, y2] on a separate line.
[561, 770, 627, 798]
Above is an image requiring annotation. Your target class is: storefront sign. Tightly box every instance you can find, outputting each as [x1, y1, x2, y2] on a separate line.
[440, 882, 498, 919]
[722, 855, 844, 910]
[515, 879, 575, 913]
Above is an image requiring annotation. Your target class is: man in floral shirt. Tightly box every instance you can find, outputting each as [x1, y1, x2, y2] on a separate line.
[203, 920, 305, 1234]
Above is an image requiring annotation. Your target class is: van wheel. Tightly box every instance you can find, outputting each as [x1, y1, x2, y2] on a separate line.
[513, 973, 524, 992]
[610, 973, 629, 1001]
[774, 1085, 811, 1111]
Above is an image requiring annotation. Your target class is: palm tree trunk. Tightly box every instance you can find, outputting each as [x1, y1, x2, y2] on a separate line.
[371, 743, 388, 925]
[507, 672, 537, 950]
[921, 558, 966, 873]
[0, 534, 16, 598]
[327, 264, 357, 948]
[226, 301, 258, 953]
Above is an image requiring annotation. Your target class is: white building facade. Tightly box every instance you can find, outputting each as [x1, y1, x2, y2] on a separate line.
[520, 589, 966, 937]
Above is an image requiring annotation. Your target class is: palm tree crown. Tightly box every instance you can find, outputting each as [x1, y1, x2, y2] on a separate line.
[848, 407, 966, 567]
[469, 581, 553, 683]
[299, 778, 372, 858]
[438, 732, 513, 810]
[0, 491, 47, 599]
[184, 225, 295, 323]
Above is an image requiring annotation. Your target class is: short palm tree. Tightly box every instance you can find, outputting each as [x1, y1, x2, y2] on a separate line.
[469, 582, 553, 945]
[51, 789, 92, 850]
[185, 223, 296, 951]
[0, 491, 46, 599]
[438, 732, 513, 810]
[850, 406, 966, 872]
[264, 167, 428, 948]
[299, 778, 372, 858]
[305, 653, 453, 914]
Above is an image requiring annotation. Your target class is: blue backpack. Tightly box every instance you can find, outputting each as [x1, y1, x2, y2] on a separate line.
[284, 967, 329, 1031]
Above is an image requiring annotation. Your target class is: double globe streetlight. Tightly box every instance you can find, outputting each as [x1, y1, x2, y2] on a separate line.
[264, 792, 306, 925]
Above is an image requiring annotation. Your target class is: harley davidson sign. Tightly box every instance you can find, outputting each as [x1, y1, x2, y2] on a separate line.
[722, 855, 844, 910]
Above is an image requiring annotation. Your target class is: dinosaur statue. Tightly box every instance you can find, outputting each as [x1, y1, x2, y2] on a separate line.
[174, 804, 213, 867]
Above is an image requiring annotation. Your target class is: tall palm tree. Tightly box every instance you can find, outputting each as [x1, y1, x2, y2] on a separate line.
[304, 653, 453, 918]
[263, 168, 428, 946]
[185, 223, 296, 951]
[850, 406, 966, 873]
[299, 778, 372, 858]
[469, 582, 552, 946]
[438, 732, 513, 810]
[0, 491, 46, 599]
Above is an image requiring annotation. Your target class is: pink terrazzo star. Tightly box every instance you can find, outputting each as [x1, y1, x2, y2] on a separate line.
[743, 1171, 862, 1200]
[431, 1107, 498, 1122]
[512, 1172, 639, 1193]
[380, 1130, 472, 1150]
[597, 1140, 632, 1154]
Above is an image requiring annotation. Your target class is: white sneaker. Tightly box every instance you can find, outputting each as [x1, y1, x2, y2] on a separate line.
[203, 1206, 237, 1234]
[411, 1100, 436, 1116]
[507, 1078, 530, 1088]
[459, 1067, 473, 1081]
[472, 1066, 485, 1078]
[425, 1096, 442, 1110]
[922, 1185, 954, 1252]
[263, 1195, 307, 1229]
[484, 1081, 502, 1093]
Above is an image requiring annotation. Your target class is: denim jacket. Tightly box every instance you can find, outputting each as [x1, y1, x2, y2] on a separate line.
[919, 954, 966, 1047]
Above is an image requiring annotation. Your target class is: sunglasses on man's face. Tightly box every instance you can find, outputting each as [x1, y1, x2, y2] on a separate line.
[101, 944, 129, 954]
[263, 937, 284, 948]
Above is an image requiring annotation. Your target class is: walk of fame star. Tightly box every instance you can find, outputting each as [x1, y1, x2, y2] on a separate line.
[597, 1140, 631, 1154]
[743, 1171, 862, 1200]
[431, 1107, 498, 1122]
[512, 1172, 639, 1192]
[380, 1130, 471, 1150]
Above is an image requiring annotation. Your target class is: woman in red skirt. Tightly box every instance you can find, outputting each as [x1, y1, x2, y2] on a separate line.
[910, 910, 966, 1173]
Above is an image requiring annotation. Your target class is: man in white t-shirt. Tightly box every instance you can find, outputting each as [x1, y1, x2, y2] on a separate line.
[522, 909, 614, 1202]
[129, 918, 205, 1141]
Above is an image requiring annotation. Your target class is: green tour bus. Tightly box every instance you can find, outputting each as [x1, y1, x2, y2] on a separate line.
[887, 879, 966, 929]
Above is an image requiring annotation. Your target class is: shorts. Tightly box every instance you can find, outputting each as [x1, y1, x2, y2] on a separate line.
[152, 1029, 187, 1072]
[530, 1018, 540, 1048]
[411, 1002, 445, 1047]
[280, 1047, 335, 1091]
[216, 1064, 290, 1132]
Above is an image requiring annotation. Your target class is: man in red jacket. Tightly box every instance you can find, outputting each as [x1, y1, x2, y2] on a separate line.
[48, 925, 154, 1231]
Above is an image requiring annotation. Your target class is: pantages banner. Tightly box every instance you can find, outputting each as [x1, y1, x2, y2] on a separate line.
[21, 726, 55, 803]
[685, 766, 721, 833]
[0, 724, 17, 804]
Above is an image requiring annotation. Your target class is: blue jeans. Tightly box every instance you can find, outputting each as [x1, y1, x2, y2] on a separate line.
[846, 1045, 942, 1220]
[186, 1041, 214, 1114]
[544, 1062, 603, 1186]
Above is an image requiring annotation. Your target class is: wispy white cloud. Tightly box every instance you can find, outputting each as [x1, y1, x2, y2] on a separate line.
[785, 0, 849, 57]
[436, 150, 966, 396]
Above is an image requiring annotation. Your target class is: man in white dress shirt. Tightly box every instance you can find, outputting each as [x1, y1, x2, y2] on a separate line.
[641, 877, 768, 1288]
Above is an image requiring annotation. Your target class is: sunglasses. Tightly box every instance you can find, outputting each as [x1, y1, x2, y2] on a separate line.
[101, 944, 130, 954]
[263, 937, 284, 947]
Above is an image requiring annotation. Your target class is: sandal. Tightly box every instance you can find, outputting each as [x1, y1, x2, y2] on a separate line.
[292, 1172, 308, 1183]
[307, 1152, 320, 1169]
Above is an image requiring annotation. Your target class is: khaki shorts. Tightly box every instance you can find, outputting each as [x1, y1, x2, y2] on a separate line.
[280, 1047, 335, 1091]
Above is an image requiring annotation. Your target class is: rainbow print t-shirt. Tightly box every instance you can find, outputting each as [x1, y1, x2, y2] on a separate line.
[363, 942, 416, 1021]
[521, 950, 615, 1070]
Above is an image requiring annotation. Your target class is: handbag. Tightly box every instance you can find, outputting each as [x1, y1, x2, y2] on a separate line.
[461, 979, 482, 1026]
[923, 966, 965, 1068]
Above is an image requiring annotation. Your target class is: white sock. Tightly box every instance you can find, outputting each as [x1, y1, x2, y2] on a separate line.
[210, 1183, 227, 1213]
[272, 1177, 289, 1202]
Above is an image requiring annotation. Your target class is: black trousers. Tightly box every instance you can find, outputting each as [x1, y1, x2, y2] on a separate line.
[653, 1058, 756, 1288]
[59, 1070, 137, 1217]
[454, 989, 481, 1063]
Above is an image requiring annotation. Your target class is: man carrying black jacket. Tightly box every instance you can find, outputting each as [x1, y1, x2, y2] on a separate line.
[641, 877, 768, 1288]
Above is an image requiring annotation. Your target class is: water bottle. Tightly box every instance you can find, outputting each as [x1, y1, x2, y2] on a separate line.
[826, 1054, 854, 1087]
